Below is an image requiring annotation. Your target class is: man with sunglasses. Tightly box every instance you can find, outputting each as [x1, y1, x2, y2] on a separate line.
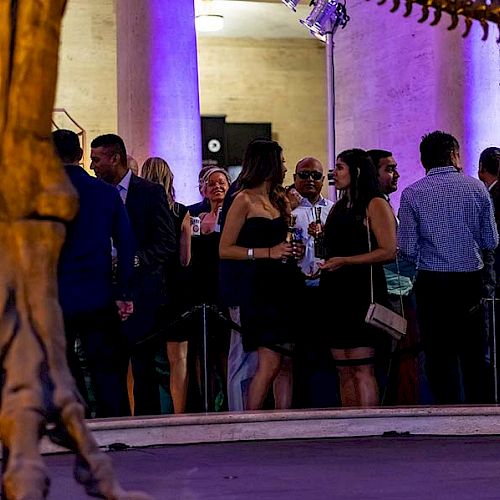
[292, 157, 336, 408]
[293, 157, 334, 282]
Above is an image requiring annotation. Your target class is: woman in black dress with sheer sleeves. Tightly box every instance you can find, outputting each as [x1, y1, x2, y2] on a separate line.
[320, 149, 396, 408]
[220, 140, 303, 410]
[142, 157, 191, 413]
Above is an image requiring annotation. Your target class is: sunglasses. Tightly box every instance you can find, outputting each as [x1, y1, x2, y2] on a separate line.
[296, 171, 323, 181]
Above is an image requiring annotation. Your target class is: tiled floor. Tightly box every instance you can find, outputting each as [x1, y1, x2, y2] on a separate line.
[45, 435, 500, 499]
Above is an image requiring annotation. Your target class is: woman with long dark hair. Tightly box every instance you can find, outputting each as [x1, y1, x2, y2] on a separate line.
[320, 149, 396, 407]
[141, 156, 190, 413]
[220, 139, 302, 410]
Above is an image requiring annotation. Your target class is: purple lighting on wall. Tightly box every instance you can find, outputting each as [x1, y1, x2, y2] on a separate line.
[148, 0, 202, 204]
[462, 30, 500, 177]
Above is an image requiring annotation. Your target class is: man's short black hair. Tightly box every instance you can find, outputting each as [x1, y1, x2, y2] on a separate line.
[420, 131, 459, 170]
[367, 149, 393, 169]
[52, 129, 82, 164]
[479, 147, 500, 176]
[90, 134, 127, 166]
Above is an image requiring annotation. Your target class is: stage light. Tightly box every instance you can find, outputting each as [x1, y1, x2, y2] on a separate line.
[282, 0, 303, 12]
[195, 14, 224, 32]
[300, 0, 349, 36]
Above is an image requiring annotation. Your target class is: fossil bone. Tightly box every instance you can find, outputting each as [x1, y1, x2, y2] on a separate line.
[0, 1, 152, 499]
[367, 0, 500, 41]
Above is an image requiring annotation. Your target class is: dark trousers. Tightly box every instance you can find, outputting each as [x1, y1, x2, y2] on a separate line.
[293, 284, 338, 409]
[129, 338, 161, 416]
[121, 300, 162, 416]
[415, 270, 489, 404]
[64, 306, 130, 417]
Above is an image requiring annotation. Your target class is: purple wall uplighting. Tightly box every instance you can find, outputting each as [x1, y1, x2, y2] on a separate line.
[462, 29, 500, 178]
[118, 0, 202, 205]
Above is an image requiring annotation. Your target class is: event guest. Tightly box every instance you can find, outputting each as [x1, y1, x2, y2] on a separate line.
[219, 153, 258, 412]
[127, 155, 140, 176]
[54, 129, 134, 417]
[367, 149, 427, 406]
[478, 147, 500, 285]
[91, 134, 176, 415]
[285, 184, 302, 211]
[320, 149, 396, 407]
[291, 157, 336, 408]
[192, 167, 231, 303]
[398, 131, 498, 404]
[478, 146, 500, 395]
[367, 149, 400, 198]
[187, 165, 213, 217]
[141, 156, 191, 414]
[293, 157, 334, 281]
[189, 167, 232, 410]
[220, 139, 304, 410]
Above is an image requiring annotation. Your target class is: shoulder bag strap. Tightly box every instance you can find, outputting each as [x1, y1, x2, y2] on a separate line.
[366, 208, 405, 319]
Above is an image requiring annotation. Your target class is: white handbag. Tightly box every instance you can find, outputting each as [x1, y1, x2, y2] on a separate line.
[364, 214, 407, 340]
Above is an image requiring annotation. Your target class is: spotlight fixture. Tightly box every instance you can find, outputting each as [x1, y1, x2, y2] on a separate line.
[300, 0, 350, 36]
[195, 14, 224, 33]
[282, 0, 303, 12]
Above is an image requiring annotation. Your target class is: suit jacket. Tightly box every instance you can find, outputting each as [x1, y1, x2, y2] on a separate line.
[122, 173, 176, 344]
[58, 165, 135, 316]
[187, 197, 210, 217]
[489, 182, 500, 287]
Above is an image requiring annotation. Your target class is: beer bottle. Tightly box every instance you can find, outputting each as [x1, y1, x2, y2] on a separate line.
[313, 207, 324, 259]
[283, 214, 298, 263]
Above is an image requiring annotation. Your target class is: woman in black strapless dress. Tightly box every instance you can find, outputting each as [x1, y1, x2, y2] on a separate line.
[320, 149, 396, 407]
[236, 217, 302, 355]
[220, 139, 303, 410]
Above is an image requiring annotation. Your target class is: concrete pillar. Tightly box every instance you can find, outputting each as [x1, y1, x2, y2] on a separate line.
[117, 0, 202, 204]
[462, 30, 500, 175]
[333, 4, 500, 208]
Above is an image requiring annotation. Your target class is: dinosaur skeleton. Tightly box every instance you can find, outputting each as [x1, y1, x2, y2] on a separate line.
[367, 0, 500, 41]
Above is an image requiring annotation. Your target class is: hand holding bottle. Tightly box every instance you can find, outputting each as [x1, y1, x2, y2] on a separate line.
[308, 221, 323, 238]
[269, 242, 294, 260]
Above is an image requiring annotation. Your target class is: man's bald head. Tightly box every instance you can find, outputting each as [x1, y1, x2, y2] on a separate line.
[294, 157, 324, 203]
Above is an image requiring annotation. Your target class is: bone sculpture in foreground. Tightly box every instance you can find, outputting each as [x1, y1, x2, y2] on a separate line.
[0, 1, 151, 499]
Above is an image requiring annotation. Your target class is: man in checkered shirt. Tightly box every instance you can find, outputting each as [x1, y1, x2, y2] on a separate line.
[398, 131, 498, 404]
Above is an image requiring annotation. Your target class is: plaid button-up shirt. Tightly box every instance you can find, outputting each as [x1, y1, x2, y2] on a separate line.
[398, 166, 498, 272]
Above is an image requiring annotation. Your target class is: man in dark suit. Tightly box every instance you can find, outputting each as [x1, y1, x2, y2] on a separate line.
[90, 134, 176, 415]
[478, 147, 500, 291]
[53, 129, 134, 417]
[479, 146, 500, 396]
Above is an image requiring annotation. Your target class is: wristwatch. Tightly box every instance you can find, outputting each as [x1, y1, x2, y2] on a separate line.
[247, 248, 255, 260]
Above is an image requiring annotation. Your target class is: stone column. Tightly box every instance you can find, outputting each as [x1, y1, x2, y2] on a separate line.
[117, 0, 202, 204]
[462, 32, 500, 175]
[334, 4, 500, 207]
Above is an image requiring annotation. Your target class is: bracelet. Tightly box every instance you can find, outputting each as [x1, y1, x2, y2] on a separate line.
[247, 248, 255, 260]
[268, 247, 271, 259]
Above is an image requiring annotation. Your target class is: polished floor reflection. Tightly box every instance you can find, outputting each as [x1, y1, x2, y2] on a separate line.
[46, 435, 500, 499]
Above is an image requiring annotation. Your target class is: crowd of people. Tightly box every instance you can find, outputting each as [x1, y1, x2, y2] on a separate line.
[52, 128, 500, 417]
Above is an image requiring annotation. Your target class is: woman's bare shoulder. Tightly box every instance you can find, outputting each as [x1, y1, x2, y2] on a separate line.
[368, 196, 391, 212]
[233, 189, 253, 206]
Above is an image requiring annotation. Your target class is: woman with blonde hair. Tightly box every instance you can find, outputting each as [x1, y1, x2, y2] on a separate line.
[141, 156, 191, 413]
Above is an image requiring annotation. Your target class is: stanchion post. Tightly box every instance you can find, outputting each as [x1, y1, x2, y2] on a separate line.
[202, 303, 209, 413]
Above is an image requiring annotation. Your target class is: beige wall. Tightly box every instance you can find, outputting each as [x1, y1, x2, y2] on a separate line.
[55, 0, 117, 166]
[56, 3, 328, 185]
[197, 37, 327, 186]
